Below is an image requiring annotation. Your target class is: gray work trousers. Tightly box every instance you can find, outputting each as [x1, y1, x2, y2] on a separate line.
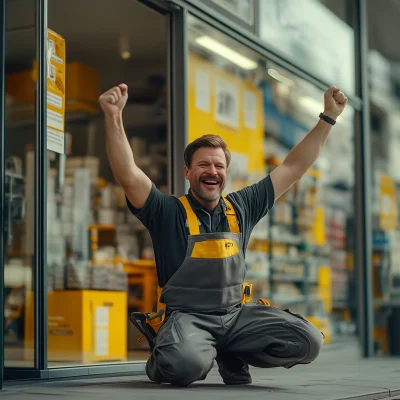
[146, 302, 324, 386]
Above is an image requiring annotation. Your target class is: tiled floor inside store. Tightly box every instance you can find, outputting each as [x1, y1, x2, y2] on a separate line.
[5, 346, 151, 368]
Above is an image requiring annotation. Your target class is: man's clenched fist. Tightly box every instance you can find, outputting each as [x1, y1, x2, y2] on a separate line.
[99, 84, 128, 116]
[323, 85, 347, 121]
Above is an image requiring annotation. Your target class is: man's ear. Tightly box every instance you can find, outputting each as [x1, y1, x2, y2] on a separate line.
[184, 165, 190, 180]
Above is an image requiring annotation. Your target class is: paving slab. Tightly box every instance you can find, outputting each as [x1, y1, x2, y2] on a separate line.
[2, 339, 400, 400]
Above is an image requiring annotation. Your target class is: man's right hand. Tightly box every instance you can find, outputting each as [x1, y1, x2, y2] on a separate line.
[100, 83, 152, 209]
[99, 84, 128, 116]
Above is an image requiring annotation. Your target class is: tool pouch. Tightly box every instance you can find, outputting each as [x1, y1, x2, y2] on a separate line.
[241, 281, 271, 306]
[129, 309, 165, 350]
[257, 298, 271, 306]
[129, 287, 166, 350]
[241, 282, 252, 304]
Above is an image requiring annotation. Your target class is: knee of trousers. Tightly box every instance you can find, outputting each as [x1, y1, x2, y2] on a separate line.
[153, 341, 214, 386]
[302, 322, 324, 363]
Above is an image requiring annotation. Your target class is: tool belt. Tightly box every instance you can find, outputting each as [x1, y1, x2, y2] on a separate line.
[242, 282, 270, 306]
[129, 287, 166, 351]
[129, 282, 270, 349]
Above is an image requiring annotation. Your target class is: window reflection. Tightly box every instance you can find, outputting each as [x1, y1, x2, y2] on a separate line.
[4, 0, 36, 367]
[45, 0, 169, 366]
[188, 15, 356, 343]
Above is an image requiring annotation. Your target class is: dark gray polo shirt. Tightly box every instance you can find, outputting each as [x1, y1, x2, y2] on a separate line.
[127, 175, 275, 287]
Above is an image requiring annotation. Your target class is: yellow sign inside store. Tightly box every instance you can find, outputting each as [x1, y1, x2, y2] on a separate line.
[47, 29, 66, 154]
[188, 53, 265, 179]
[313, 206, 326, 246]
[379, 173, 397, 230]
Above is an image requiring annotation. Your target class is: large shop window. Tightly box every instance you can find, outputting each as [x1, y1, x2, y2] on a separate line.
[4, 0, 36, 368]
[369, 42, 400, 356]
[42, 0, 169, 367]
[3, 0, 169, 367]
[258, 0, 355, 97]
[188, 15, 356, 344]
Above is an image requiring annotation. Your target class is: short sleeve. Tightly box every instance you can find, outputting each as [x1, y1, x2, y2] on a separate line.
[227, 175, 275, 228]
[126, 184, 175, 231]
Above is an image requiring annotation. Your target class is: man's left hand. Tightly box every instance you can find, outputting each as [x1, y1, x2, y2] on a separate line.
[323, 85, 347, 121]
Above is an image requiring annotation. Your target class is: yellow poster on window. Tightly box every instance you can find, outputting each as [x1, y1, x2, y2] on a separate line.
[188, 53, 265, 190]
[47, 29, 66, 154]
[380, 174, 397, 230]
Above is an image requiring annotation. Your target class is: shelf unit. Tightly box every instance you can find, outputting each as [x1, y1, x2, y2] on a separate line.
[266, 159, 322, 316]
[324, 188, 353, 311]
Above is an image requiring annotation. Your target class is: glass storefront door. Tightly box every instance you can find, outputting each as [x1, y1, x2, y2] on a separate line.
[45, 0, 171, 367]
[1, 0, 182, 380]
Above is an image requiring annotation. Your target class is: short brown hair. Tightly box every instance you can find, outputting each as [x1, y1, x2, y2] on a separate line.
[184, 134, 231, 168]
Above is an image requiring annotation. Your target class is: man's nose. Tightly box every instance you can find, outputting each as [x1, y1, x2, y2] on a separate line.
[206, 165, 218, 175]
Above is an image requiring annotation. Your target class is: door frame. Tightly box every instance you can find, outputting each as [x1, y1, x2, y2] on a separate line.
[0, 0, 7, 390]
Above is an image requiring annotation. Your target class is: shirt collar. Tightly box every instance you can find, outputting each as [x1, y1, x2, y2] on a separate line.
[187, 189, 230, 214]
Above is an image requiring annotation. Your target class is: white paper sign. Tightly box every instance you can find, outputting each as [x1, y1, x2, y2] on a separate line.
[95, 307, 109, 328]
[244, 90, 257, 129]
[195, 69, 210, 112]
[94, 307, 109, 356]
[47, 127, 64, 154]
[47, 92, 63, 109]
[95, 329, 109, 356]
[215, 79, 239, 129]
[47, 109, 64, 131]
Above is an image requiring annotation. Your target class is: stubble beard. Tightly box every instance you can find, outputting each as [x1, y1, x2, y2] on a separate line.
[192, 181, 225, 202]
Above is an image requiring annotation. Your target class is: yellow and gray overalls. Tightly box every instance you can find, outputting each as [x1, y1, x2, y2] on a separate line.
[131, 195, 323, 387]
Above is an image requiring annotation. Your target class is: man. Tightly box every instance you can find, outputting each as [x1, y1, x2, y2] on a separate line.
[99, 83, 347, 387]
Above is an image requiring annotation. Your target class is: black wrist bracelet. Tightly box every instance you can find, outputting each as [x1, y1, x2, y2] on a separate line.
[319, 112, 336, 125]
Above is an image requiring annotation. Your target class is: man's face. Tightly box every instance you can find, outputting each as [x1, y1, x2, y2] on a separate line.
[184, 147, 228, 203]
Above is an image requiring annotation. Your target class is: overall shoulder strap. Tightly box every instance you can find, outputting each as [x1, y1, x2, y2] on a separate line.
[223, 197, 240, 234]
[178, 196, 200, 235]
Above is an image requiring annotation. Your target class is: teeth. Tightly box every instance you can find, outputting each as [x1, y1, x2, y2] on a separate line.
[203, 181, 218, 184]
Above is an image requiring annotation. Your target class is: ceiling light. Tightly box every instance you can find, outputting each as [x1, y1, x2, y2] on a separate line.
[119, 35, 131, 61]
[268, 68, 295, 87]
[121, 51, 131, 60]
[195, 35, 258, 70]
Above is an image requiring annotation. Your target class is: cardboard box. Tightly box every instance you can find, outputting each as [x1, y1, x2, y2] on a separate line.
[6, 62, 100, 118]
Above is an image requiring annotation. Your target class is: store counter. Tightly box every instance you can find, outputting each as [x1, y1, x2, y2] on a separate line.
[124, 260, 157, 314]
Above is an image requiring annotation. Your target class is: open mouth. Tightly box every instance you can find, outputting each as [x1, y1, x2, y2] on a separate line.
[201, 179, 220, 188]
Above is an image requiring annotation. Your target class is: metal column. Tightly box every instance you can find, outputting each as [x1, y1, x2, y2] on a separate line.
[355, 0, 374, 358]
[34, 0, 48, 370]
[169, 5, 187, 197]
[0, 0, 7, 388]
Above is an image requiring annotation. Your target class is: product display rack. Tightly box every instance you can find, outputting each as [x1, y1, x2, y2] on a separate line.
[266, 158, 322, 316]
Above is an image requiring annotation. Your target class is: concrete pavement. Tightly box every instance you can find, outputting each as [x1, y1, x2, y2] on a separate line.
[2, 338, 400, 400]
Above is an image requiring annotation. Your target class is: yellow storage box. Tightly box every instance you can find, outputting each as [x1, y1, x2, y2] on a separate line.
[25, 290, 127, 363]
[6, 62, 100, 118]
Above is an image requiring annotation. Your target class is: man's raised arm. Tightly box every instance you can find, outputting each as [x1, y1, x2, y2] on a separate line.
[99, 84, 152, 209]
[270, 85, 348, 200]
